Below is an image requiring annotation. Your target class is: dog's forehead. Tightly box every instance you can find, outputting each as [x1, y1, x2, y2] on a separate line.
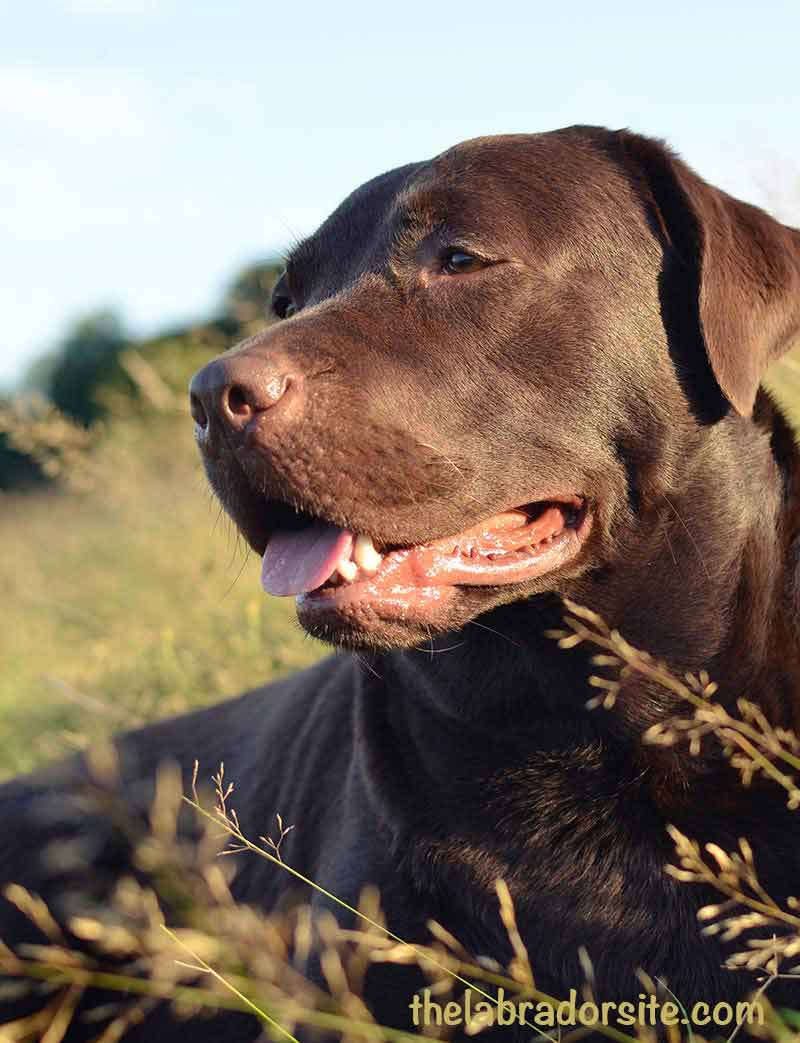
[286, 162, 426, 283]
[286, 127, 640, 292]
[419, 130, 634, 229]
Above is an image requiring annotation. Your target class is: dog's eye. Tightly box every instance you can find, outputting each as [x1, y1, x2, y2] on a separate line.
[441, 250, 484, 276]
[272, 296, 297, 320]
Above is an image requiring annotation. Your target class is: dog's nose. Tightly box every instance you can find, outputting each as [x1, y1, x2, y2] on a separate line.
[189, 354, 290, 437]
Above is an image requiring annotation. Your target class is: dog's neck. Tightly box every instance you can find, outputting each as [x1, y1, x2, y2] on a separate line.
[363, 392, 800, 807]
[570, 392, 800, 731]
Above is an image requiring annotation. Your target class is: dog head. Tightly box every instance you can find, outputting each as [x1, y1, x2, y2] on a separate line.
[189, 126, 800, 649]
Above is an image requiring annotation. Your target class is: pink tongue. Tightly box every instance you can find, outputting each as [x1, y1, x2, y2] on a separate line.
[261, 523, 353, 596]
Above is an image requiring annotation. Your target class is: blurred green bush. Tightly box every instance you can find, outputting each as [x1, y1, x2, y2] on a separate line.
[1, 259, 283, 491]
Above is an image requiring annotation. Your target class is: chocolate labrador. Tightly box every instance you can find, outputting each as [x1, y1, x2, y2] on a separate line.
[2, 125, 800, 1040]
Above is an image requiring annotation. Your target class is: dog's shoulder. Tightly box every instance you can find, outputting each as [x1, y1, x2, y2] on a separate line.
[0, 653, 354, 892]
[0, 653, 362, 1032]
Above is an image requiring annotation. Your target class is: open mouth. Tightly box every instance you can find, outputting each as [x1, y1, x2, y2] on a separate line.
[259, 497, 591, 620]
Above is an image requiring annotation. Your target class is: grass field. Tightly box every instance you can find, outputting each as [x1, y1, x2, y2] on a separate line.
[1, 353, 799, 780]
[0, 409, 325, 778]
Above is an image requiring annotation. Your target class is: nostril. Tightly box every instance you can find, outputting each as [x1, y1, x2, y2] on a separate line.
[225, 384, 252, 418]
[190, 393, 208, 430]
[189, 359, 294, 435]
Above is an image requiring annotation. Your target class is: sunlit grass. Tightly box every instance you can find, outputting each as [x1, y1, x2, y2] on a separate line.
[0, 410, 325, 778]
[767, 349, 800, 423]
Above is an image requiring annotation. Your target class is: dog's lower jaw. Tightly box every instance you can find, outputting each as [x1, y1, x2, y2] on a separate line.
[294, 560, 590, 650]
[289, 505, 593, 648]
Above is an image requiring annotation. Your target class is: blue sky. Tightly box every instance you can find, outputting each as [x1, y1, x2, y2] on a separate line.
[2, 0, 799, 386]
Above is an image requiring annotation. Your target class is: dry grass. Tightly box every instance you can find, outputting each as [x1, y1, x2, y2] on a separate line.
[0, 607, 799, 1041]
[0, 351, 799, 1037]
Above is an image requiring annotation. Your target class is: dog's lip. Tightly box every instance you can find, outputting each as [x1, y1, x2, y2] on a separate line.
[289, 495, 592, 620]
[247, 494, 582, 557]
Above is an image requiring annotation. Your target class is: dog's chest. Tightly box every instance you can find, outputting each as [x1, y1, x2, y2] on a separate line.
[403, 750, 668, 915]
[386, 746, 730, 999]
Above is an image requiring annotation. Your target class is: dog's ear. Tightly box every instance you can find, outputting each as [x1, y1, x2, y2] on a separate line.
[616, 130, 800, 416]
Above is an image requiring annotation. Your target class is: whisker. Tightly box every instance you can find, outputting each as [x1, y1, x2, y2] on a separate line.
[663, 494, 711, 581]
[467, 619, 522, 647]
[354, 654, 382, 680]
[221, 551, 252, 602]
[660, 511, 678, 568]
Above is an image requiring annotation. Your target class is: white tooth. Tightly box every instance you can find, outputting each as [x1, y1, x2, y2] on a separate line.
[353, 534, 383, 573]
[337, 558, 358, 582]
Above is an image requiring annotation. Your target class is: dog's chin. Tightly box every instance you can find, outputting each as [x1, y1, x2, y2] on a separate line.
[296, 582, 471, 650]
[293, 583, 541, 650]
[253, 497, 594, 650]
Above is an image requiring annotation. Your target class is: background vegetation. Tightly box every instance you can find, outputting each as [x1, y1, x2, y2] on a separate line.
[0, 260, 326, 779]
[1, 261, 799, 780]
